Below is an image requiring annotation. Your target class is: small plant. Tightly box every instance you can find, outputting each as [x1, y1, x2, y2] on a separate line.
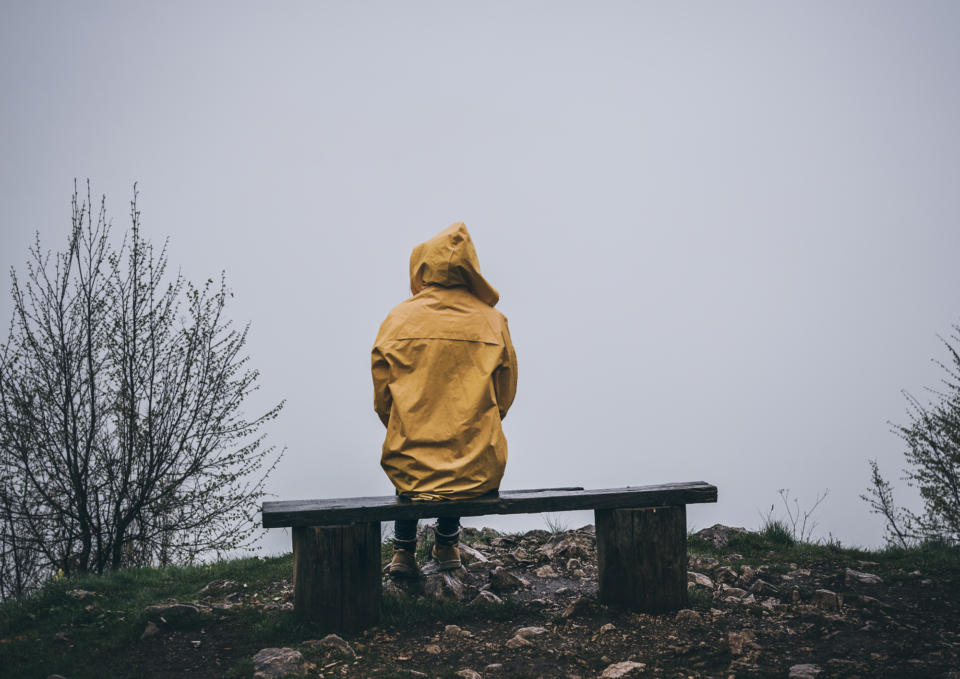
[541, 513, 571, 535]
[777, 488, 830, 543]
[757, 506, 796, 547]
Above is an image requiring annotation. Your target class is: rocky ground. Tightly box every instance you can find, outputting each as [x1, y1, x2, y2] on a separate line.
[19, 525, 960, 679]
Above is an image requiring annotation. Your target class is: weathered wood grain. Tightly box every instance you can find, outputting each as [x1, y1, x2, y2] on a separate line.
[263, 482, 716, 528]
[596, 506, 688, 614]
[292, 522, 381, 632]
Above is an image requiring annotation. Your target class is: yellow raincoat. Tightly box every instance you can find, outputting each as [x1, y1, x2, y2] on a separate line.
[372, 223, 518, 501]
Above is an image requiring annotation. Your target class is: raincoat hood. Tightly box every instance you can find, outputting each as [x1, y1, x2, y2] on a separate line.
[409, 222, 500, 307]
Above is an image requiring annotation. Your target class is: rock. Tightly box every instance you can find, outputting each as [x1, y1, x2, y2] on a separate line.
[424, 572, 464, 602]
[713, 566, 738, 585]
[52, 631, 74, 645]
[490, 536, 517, 549]
[474, 590, 503, 604]
[796, 605, 822, 618]
[572, 569, 586, 578]
[66, 589, 96, 600]
[535, 565, 558, 578]
[788, 664, 821, 678]
[139, 622, 160, 641]
[459, 544, 488, 564]
[200, 580, 239, 596]
[719, 632, 760, 660]
[599, 623, 616, 633]
[456, 671, 482, 679]
[444, 625, 462, 636]
[383, 580, 409, 602]
[301, 634, 356, 656]
[489, 567, 524, 593]
[538, 535, 581, 559]
[425, 644, 441, 655]
[811, 589, 839, 611]
[135, 603, 200, 626]
[737, 565, 757, 587]
[485, 663, 502, 670]
[505, 635, 532, 649]
[845, 568, 883, 584]
[860, 595, 891, 609]
[747, 579, 780, 597]
[675, 609, 702, 623]
[725, 553, 744, 561]
[688, 556, 719, 571]
[515, 626, 547, 638]
[720, 585, 747, 598]
[600, 661, 647, 678]
[562, 597, 594, 619]
[695, 524, 748, 548]
[252, 647, 316, 678]
[687, 572, 713, 588]
[566, 558, 582, 570]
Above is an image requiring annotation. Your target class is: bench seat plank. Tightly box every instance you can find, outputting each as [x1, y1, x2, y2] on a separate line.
[262, 481, 716, 528]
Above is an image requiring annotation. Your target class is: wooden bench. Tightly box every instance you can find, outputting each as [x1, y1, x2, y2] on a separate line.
[261, 481, 717, 633]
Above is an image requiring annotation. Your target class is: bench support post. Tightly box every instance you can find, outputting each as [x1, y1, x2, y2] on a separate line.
[292, 522, 382, 633]
[595, 506, 687, 614]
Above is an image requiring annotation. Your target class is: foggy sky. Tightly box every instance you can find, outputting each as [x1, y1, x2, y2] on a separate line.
[2, 2, 959, 553]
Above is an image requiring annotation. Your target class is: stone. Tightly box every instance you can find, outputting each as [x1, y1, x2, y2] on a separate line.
[252, 647, 316, 678]
[688, 556, 719, 571]
[566, 558, 582, 570]
[719, 632, 760, 660]
[725, 553, 744, 561]
[474, 590, 503, 604]
[425, 644, 441, 655]
[135, 603, 200, 625]
[199, 580, 239, 596]
[53, 631, 74, 645]
[599, 623, 616, 633]
[788, 664, 821, 678]
[747, 579, 780, 597]
[572, 569, 586, 578]
[515, 626, 547, 638]
[444, 625, 462, 636]
[675, 609, 702, 623]
[459, 544, 488, 564]
[600, 661, 646, 678]
[694, 524, 748, 548]
[424, 572, 464, 602]
[713, 566, 738, 584]
[139, 622, 160, 641]
[489, 567, 524, 593]
[845, 568, 883, 584]
[505, 635, 532, 649]
[720, 584, 747, 597]
[687, 571, 713, 588]
[535, 565, 558, 578]
[538, 535, 582, 559]
[562, 597, 594, 619]
[737, 565, 757, 587]
[485, 663, 502, 670]
[796, 605, 822, 618]
[383, 580, 409, 602]
[490, 537, 518, 549]
[66, 589, 96, 600]
[301, 634, 356, 656]
[456, 671, 482, 679]
[811, 589, 839, 611]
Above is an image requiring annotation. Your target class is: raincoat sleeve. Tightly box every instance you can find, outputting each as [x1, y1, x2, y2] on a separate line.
[371, 346, 392, 428]
[494, 317, 518, 420]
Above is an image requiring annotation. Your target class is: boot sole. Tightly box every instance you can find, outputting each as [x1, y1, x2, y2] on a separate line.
[389, 564, 420, 577]
[436, 558, 461, 571]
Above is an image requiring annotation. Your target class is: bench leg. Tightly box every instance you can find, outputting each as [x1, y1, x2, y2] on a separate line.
[292, 522, 382, 633]
[595, 506, 687, 614]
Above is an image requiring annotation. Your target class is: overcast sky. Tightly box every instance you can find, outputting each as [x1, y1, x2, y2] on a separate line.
[2, 2, 959, 553]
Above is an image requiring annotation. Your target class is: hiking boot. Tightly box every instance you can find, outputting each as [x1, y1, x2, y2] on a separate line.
[388, 548, 420, 578]
[432, 528, 462, 570]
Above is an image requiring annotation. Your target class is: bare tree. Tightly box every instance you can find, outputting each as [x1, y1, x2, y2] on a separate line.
[0, 183, 283, 599]
[862, 321, 960, 547]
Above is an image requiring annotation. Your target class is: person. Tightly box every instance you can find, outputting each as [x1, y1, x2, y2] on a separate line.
[372, 222, 518, 576]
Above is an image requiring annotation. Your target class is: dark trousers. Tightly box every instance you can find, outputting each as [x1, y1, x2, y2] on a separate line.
[393, 517, 461, 546]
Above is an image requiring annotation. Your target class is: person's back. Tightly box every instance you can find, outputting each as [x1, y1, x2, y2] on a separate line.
[372, 222, 517, 575]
